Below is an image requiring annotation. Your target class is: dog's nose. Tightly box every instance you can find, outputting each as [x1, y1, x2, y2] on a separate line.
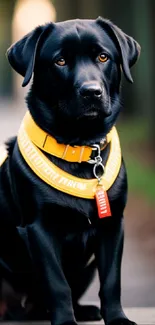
[80, 82, 102, 98]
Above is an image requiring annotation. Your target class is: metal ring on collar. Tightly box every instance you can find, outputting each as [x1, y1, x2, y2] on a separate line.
[93, 162, 105, 181]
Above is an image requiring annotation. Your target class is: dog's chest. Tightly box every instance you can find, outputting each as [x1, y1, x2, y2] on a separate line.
[28, 156, 123, 225]
[12, 143, 125, 227]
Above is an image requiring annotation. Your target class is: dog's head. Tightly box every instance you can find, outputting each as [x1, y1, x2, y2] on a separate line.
[7, 17, 140, 145]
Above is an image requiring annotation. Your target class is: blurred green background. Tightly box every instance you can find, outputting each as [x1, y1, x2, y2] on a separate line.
[0, 0, 154, 307]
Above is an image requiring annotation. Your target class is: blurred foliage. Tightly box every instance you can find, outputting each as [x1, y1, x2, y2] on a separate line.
[126, 157, 155, 203]
[118, 118, 155, 203]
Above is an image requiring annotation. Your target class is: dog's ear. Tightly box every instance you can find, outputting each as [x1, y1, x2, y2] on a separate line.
[96, 17, 141, 83]
[6, 24, 51, 87]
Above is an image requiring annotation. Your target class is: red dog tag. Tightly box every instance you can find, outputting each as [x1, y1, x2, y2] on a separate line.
[95, 187, 111, 218]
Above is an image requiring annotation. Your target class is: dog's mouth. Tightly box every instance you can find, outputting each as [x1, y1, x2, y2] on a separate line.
[77, 106, 100, 120]
[83, 109, 99, 118]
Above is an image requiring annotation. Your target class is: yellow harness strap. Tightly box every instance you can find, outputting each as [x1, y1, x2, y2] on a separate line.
[0, 145, 8, 166]
[23, 111, 112, 163]
[0, 112, 122, 199]
[17, 118, 122, 199]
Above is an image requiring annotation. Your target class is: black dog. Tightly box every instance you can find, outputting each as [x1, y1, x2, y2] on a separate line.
[0, 17, 140, 324]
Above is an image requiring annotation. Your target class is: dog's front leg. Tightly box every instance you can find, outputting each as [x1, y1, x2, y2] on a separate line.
[95, 217, 136, 325]
[27, 221, 77, 325]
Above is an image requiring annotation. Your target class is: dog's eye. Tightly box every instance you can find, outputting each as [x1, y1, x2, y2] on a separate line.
[98, 53, 108, 63]
[55, 58, 66, 66]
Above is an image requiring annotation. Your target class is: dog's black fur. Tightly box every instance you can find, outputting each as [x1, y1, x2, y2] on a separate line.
[0, 17, 140, 324]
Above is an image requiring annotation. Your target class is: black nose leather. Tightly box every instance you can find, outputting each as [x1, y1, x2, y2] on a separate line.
[80, 83, 102, 98]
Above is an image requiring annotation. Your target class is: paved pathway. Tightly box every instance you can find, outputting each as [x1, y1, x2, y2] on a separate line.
[1, 308, 155, 324]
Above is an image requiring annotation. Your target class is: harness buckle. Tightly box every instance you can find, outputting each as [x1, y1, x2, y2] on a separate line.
[88, 144, 105, 183]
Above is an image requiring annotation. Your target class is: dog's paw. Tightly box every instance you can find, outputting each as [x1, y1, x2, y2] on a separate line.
[108, 318, 137, 325]
[74, 304, 102, 321]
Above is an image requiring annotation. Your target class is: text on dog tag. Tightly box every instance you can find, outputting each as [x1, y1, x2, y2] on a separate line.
[95, 187, 111, 218]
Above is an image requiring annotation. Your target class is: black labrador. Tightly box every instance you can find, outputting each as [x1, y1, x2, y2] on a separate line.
[0, 17, 140, 325]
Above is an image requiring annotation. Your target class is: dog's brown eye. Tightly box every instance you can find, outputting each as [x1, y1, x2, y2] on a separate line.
[98, 54, 108, 63]
[56, 58, 66, 66]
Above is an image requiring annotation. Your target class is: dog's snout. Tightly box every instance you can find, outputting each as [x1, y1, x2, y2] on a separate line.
[79, 82, 102, 98]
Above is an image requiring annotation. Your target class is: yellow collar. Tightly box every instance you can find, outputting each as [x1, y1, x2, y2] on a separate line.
[23, 111, 112, 163]
[17, 115, 122, 199]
